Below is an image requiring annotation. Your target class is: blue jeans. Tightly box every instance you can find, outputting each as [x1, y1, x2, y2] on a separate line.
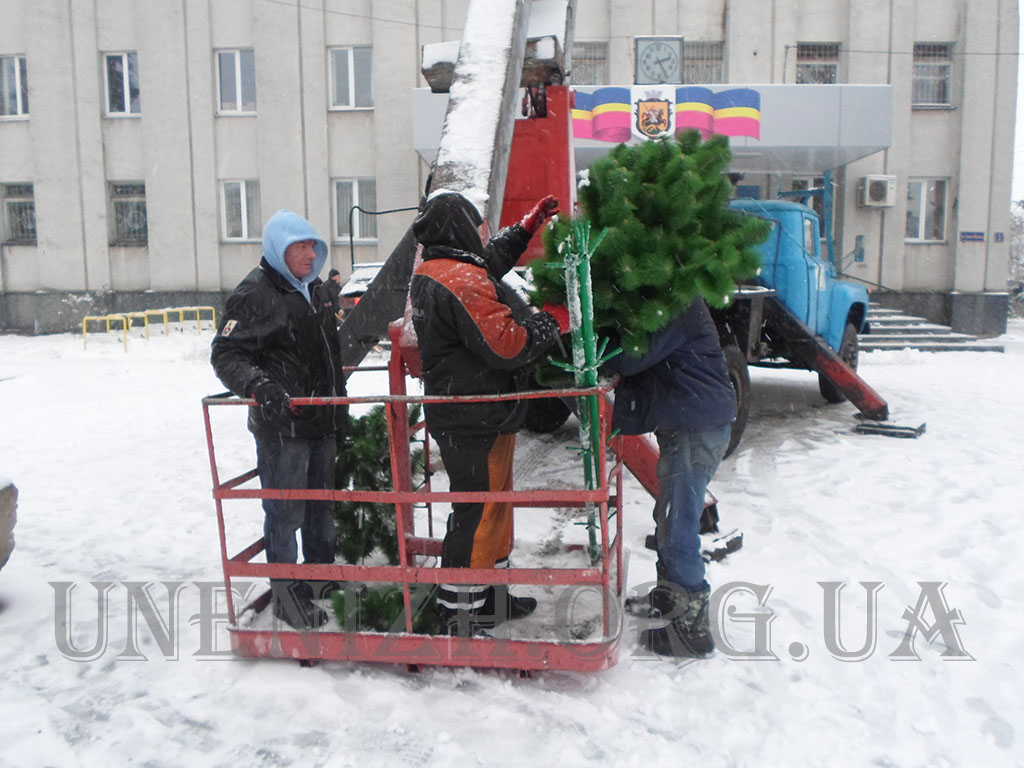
[653, 425, 731, 591]
[255, 435, 336, 565]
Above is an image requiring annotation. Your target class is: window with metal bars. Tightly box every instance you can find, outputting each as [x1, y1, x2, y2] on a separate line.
[3, 183, 36, 244]
[682, 41, 724, 84]
[109, 182, 148, 246]
[913, 43, 953, 106]
[796, 42, 839, 84]
[571, 42, 608, 86]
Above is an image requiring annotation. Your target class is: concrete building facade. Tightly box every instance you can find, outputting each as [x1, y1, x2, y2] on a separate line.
[0, 0, 1017, 335]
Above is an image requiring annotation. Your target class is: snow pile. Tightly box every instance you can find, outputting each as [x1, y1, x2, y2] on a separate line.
[526, 0, 570, 47]
[0, 320, 1023, 766]
[421, 40, 460, 70]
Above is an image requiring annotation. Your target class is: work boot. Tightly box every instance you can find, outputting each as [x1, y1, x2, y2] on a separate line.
[648, 561, 675, 617]
[438, 606, 493, 638]
[641, 584, 714, 658]
[271, 580, 328, 629]
[306, 580, 343, 599]
[476, 585, 537, 628]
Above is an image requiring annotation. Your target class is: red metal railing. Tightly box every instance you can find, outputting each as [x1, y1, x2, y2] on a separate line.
[201, 348, 627, 672]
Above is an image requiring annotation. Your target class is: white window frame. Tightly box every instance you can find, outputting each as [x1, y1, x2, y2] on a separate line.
[104, 51, 141, 116]
[333, 178, 378, 242]
[328, 46, 373, 109]
[912, 43, 953, 107]
[3, 183, 36, 244]
[108, 182, 148, 246]
[220, 179, 262, 241]
[905, 178, 948, 243]
[796, 42, 839, 85]
[571, 42, 609, 86]
[217, 49, 257, 114]
[0, 55, 29, 118]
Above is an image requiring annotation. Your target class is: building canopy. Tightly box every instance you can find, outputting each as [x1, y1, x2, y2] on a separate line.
[413, 83, 892, 175]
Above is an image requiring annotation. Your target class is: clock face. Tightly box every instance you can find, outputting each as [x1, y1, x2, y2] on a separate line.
[638, 39, 681, 83]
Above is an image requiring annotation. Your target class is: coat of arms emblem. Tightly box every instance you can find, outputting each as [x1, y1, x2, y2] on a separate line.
[631, 88, 675, 140]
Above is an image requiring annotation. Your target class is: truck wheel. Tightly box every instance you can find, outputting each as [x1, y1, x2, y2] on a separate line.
[722, 344, 750, 458]
[819, 322, 859, 403]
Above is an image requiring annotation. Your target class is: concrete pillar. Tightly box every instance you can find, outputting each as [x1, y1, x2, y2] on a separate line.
[372, 0, 421, 258]
[184, 0, 222, 292]
[139, 1, 199, 291]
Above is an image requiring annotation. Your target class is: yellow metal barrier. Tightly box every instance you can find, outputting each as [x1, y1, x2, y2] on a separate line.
[174, 305, 216, 334]
[83, 306, 217, 349]
[82, 314, 130, 351]
[124, 309, 171, 339]
[157, 306, 216, 333]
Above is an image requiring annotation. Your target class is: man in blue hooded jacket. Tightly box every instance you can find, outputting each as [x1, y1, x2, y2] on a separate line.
[211, 210, 346, 629]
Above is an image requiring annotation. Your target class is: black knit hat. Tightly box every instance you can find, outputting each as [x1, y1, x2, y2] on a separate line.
[412, 192, 484, 257]
[328, 268, 340, 278]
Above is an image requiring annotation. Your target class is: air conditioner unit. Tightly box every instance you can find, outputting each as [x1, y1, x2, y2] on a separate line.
[859, 175, 897, 208]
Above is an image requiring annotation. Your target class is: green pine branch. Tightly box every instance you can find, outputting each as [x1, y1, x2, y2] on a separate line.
[533, 130, 769, 357]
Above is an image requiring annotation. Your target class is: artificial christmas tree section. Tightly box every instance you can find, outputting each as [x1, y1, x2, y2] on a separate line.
[333, 403, 424, 567]
[531, 131, 770, 357]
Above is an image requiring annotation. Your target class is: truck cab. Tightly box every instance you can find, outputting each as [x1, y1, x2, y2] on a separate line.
[727, 198, 869, 354]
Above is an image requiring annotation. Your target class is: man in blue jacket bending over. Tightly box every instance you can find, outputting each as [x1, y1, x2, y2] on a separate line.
[604, 298, 735, 657]
[211, 210, 347, 629]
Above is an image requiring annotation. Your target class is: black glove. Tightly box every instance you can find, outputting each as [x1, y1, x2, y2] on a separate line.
[250, 379, 291, 420]
[526, 310, 560, 349]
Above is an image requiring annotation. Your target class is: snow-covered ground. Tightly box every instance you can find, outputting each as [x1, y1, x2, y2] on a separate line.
[1, 320, 1023, 767]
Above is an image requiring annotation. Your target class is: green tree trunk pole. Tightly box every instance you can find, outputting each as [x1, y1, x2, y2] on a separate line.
[564, 220, 606, 563]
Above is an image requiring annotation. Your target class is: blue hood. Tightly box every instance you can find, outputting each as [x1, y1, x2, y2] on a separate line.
[261, 209, 328, 304]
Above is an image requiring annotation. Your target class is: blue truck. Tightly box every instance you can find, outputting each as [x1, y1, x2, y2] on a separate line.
[714, 195, 887, 455]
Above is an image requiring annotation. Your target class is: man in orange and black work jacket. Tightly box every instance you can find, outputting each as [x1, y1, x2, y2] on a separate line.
[409, 190, 565, 637]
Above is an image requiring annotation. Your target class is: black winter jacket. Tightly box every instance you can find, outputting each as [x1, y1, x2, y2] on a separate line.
[410, 224, 559, 436]
[603, 299, 736, 435]
[211, 257, 347, 439]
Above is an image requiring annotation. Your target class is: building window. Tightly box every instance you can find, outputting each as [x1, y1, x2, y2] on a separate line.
[3, 183, 36, 244]
[905, 179, 947, 242]
[104, 52, 141, 115]
[796, 43, 839, 84]
[109, 182, 148, 246]
[913, 43, 953, 106]
[571, 42, 608, 86]
[221, 180, 261, 241]
[217, 49, 257, 113]
[683, 41, 724, 84]
[329, 47, 372, 109]
[0, 55, 29, 117]
[334, 179, 377, 241]
[790, 176, 828, 227]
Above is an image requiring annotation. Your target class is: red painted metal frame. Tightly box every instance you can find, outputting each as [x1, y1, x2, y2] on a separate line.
[201, 348, 627, 672]
[499, 85, 575, 266]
